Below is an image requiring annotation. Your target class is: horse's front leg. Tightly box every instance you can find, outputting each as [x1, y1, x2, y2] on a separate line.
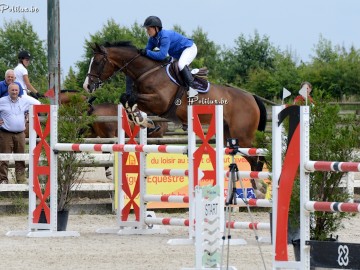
[119, 93, 147, 127]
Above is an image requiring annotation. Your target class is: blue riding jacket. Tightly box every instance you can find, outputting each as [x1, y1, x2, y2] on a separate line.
[145, 29, 194, 61]
[0, 81, 24, 98]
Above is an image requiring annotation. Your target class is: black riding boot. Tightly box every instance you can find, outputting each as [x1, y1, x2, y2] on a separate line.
[180, 66, 196, 90]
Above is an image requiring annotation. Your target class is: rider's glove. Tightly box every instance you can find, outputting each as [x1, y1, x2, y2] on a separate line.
[139, 49, 147, 56]
[35, 92, 45, 99]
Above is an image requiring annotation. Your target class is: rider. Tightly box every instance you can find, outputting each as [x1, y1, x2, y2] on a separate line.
[141, 15, 197, 91]
[124, 16, 197, 134]
[125, 16, 198, 95]
[14, 51, 43, 99]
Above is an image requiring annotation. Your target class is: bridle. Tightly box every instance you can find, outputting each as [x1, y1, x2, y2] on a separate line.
[87, 50, 141, 90]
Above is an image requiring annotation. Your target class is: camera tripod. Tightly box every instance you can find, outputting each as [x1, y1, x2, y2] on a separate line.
[221, 139, 267, 270]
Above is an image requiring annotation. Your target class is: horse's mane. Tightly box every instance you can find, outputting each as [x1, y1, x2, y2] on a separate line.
[103, 41, 137, 50]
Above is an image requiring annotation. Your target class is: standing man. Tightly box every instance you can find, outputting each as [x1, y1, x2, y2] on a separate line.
[0, 83, 40, 184]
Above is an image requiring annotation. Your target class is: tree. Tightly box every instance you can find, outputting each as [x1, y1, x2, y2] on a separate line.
[68, 19, 148, 103]
[171, 25, 223, 82]
[57, 94, 95, 211]
[308, 99, 360, 240]
[220, 30, 278, 86]
[62, 67, 82, 90]
[303, 36, 360, 99]
[190, 26, 222, 82]
[246, 51, 299, 100]
[0, 18, 47, 91]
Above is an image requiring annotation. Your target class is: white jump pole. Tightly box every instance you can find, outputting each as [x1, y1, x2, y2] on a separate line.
[271, 105, 285, 268]
[6, 104, 79, 237]
[298, 105, 311, 269]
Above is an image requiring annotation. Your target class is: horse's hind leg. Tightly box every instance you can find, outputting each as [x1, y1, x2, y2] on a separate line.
[228, 126, 267, 198]
[224, 126, 263, 198]
[104, 163, 112, 180]
[244, 156, 267, 199]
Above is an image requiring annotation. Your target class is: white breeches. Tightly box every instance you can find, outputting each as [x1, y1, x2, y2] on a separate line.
[178, 43, 197, 71]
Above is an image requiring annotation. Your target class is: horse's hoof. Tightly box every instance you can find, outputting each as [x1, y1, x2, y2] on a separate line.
[105, 171, 112, 180]
[255, 190, 266, 199]
[147, 125, 161, 136]
[145, 119, 156, 129]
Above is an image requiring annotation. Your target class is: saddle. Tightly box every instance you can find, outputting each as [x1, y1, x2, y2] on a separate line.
[166, 62, 210, 93]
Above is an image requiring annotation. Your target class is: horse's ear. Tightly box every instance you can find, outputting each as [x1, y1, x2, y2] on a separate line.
[99, 45, 106, 54]
[91, 43, 104, 54]
[90, 43, 97, 52]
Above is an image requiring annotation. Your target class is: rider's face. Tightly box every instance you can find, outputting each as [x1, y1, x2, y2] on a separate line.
[145, 27, 157, 37]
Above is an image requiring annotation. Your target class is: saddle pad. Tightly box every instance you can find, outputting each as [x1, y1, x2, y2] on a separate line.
[166, 64, 210, 93]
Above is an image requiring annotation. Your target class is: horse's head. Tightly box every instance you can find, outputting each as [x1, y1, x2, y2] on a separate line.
[83, 43, 116, 93]
[83, 42, 142, 93]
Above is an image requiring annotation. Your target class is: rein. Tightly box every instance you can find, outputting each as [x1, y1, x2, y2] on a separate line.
[88, 50, 166, 86]
[136, 64, 166, 82]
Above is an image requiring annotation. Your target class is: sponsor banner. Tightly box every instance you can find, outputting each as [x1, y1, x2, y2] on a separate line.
[114, 153, 270, 209]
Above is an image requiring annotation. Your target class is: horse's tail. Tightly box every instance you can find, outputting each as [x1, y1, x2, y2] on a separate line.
[253, 95, 267, 132]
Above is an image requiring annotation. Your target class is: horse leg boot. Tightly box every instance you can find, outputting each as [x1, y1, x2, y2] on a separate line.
[130, 103, 146, 127]
[120, 93, 149, 128]
[119, 93, 137, 123]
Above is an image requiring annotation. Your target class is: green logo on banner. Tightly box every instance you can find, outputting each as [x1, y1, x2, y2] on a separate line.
[201, 185, 220, 200]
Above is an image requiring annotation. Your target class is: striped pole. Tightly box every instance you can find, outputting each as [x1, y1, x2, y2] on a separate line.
[305, 161, 360, 172]
[143, 195, 271, 208]
[145, 168, 188, 176]
[234, 198, 272, 208]
[143, 195, 189, 203]
[305, 201, 360, 213]
[54, 143, 187, 154]
[145, 217, 190, 227]
[225, 171, 271, 180]
[224, 147, 268, 156]
[226, 221, 270, 230]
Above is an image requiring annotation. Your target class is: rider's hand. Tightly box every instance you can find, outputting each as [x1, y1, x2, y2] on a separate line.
[139, 49, 147, 56]
[30, 92, 44, 99]
[35, 92, 45, 99]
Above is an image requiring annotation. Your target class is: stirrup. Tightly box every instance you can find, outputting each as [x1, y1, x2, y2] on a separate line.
[187, 87, 198, 98]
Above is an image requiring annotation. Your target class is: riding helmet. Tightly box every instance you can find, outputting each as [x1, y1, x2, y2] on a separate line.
[18, 50, 31, 59]
[143, 16, 162, 29]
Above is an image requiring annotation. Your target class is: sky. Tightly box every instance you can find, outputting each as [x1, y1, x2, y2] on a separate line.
[1, 0, 360, 79]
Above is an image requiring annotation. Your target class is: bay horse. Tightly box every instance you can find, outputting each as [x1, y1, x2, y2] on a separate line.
[83, 42, 268, 198]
